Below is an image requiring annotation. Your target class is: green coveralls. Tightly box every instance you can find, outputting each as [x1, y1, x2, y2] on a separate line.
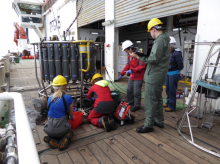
[139, 32, 170, 128]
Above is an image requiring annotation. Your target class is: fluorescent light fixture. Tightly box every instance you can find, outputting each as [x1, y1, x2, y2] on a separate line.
[173, 28, 182, 32]
[95, 44, 99, 45]
[136, 41, 141, 43]
[90, 32, 99, 35]
[102, 20, 114, 26]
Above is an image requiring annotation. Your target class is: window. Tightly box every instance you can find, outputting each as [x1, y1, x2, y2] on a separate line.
[18, 3, 42, 15]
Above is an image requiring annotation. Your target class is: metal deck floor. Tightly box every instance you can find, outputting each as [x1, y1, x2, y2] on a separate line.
[9, 59, 220, 164]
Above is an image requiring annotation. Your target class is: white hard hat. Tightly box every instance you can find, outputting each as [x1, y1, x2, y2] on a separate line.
[122, 40, 133, 51]
[169, 36, 176, 44]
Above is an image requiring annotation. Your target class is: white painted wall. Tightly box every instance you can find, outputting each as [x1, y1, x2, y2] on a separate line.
[105, 0, 117, 81]
[44, 0, 78, 41]
[192, 0, 220, 109]
[78, 28, 105, 41]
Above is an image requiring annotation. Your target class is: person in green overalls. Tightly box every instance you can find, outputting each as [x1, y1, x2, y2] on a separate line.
[129, 18, 170, 133]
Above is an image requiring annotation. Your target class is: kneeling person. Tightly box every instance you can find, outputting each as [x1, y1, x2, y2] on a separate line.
[43, 75, 74, 150]
[87, 73, 117, 132]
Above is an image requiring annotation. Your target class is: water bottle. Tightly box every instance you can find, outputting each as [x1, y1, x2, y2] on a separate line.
[185, 87, 188, 97]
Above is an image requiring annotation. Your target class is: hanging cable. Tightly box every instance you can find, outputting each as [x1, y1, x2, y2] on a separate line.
[186, 28, 196, 35]
[66, 0, 83, 34]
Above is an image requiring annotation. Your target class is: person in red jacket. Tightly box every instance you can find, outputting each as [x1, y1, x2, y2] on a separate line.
[118, 40, 146, 112]
[87, 73, 117, 132]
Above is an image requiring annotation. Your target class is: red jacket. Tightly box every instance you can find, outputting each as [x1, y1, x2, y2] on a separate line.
[120, 55, 146, 80]
[87, 80, 115, 113]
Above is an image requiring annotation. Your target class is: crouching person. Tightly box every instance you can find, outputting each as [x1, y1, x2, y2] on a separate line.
[87, 73, 117, 132]
[43, 75, 74, 150]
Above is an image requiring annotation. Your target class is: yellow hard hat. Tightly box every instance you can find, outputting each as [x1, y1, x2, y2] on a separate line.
[52, 75, 67, 86]
[91, 73, 103, 84]
[147, 18, 163, 32]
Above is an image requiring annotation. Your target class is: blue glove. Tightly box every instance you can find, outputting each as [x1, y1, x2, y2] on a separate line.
[73, 107, 77, 111]
[88, 97, 95, 101]
[69, 115, 75, 120]
[126, 70, 132, 74]
[118, 75, 123, 80]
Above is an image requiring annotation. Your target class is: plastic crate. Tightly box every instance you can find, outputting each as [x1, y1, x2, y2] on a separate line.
[111, 90, 120, 108]
[68, 111, 83, 129]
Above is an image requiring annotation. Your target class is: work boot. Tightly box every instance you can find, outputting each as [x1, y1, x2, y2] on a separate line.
[165, 108, 174, 112]
[131, 106, 140, 112]
[136, 125, 154, 133]
[49, 138, 59, 149]
[101, 116, 111, 132]
[65, 130, 72, 139]
[108, 114, 117, 130]
[154, 122, 164, 128]
[43, 136, 50, 143]
[58, 137, 69, 150]
[163, 104, 168, 107]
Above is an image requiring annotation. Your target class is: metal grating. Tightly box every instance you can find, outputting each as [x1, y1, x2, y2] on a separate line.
[115, 0, 200, 27]
[77, 0, 105, 27]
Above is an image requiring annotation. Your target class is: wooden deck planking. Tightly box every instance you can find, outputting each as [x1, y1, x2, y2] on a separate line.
[77, 145, 100, 164]
[120, 132, 170, 164]
[57, 152, 73, 164]
[40, 154, 60, 164]
[105, 137, 144, 164]
[164, 112, 220, 150]
[127, 130, 183, 164]
[140, 131, 197, 164]
[113, 134, 157, 164]
[87, 143, 114, 164]
[95, 140, 128, 164]
[150, 128, 210, 164]
[156, 126, 219, 164]
[67, 149, 86, 164]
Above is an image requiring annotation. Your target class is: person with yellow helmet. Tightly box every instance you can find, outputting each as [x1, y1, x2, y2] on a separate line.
[43, 75, 74, 150]
[129, 18, 170, 133]
[87, 73, 117, 132]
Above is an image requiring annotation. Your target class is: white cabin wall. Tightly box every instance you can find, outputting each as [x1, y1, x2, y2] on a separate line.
[105, 0, 117, 81]
[192, 0, 220, 110]
[44, 0, 78, 41]
[78, 28, 105, 41]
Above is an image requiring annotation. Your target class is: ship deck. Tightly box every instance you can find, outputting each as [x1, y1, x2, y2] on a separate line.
[9, 60, 220, 164]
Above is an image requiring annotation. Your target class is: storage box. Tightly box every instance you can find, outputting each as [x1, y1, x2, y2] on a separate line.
[111, 90, 120, 108]
[68, 111, 83, 129]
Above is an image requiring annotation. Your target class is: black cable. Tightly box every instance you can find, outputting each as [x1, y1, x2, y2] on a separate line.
[171, 29, 183, 36]
[66, 0, 83, 33]
[186, 28, 196, 35]
[104, 65, 127, 93]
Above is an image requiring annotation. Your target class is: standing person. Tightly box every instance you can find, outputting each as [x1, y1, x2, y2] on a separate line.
[164, 36, 184, 112]
[87, 73, 117, 132]
[129, 18, 170, 133]
[43, 75, 74, 150]
[118, 40, 146, 112]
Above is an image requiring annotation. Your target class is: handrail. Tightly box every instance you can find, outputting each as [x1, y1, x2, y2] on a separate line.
[0, 92, 40, 164]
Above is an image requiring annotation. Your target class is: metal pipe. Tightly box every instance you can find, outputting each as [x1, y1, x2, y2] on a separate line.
[81, 42, 90, 72]
[80, 53, 83, 110]
[100, 43, 103, 75]
[5, 123, 17, 164]
[34, 45, 42, 89]
[0, 92, 40, 164]
[30, 40, 95, 45]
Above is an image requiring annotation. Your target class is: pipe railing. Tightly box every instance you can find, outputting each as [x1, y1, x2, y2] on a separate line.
[0, 92, 40, 164]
